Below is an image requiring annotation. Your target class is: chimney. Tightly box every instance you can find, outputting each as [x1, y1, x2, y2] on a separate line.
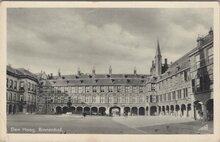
[92, 66, 95, 75]
[77, 67, 81, 76]
[197, 36, 203, 47]
[134, 67, 137, 75]
[209, 27, 213, 35]
[109, 65, 112, 75]
[165, 58, 168, 65]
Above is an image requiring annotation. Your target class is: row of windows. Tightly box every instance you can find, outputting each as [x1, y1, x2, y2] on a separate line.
[43, 86, 144, 94]
[158, 88, 189, 102]
[192, 74, 212, 93]
[6, 79, 37, 92]
[45, 95, 147, 104]
[6, 92, 36, 103]
[158, 70, 190, 90]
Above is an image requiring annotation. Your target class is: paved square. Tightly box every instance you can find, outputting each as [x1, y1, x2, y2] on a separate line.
[7, 114, 213, 134]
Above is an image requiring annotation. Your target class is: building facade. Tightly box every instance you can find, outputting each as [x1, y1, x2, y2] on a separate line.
[6, 29, 213, 120]
[6, 65, 38, 114]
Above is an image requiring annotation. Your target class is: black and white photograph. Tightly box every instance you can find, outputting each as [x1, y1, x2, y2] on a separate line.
[1, 2, 219, 140]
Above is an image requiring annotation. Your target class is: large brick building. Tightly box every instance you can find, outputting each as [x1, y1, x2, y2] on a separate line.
[6, 29, 213, 120]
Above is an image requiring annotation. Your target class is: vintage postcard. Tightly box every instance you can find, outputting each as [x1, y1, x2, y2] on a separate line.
[0, 1, 219, 142]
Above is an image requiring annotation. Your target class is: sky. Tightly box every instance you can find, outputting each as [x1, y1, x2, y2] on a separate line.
[7, 8, 213, 75]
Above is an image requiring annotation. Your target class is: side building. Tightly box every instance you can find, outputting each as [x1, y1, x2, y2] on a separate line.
[149, 28, 213, 120]
[7, 65, 38, 114]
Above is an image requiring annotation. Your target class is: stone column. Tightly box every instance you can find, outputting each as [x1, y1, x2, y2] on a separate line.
[120, 107, 124, 116]
[202, 104, 207, 121]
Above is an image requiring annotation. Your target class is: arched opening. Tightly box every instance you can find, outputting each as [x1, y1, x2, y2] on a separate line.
[69, 107, 75, 113]
[187, 104, 191, 117]
[63, 106, 68, 114]
[139, 107, 145, 116]
[181, 104, 186, 117]
[56, 106, 62, 114]
[194, 101, 203, 120]
[170, 105, 174, 116]
[124, 107, 130, 116]
[84, 107, 90, 115]
[76, 107, 83, 114]
[110, 107, 120, 116]
[206, 99, 213, 121]
[131, 107, 138, 116]
[150, 106, 157, 116]
[166, 105, 169, 115]
[19, 104, 23, 112]
[13, 105, 16, 114]
[9, 104, 13, 114]
[91, 107, 98, 115]
[162, 106, 165, 115]
[175, 105, 180, 116]
[99, 107, 106, 116]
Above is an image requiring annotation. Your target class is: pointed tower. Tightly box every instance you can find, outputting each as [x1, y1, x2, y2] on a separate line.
[58, 68, 61, 77]
[134, 66, 137, 75]
[109, 65, 112, 75]
[92, 66, 96, 75]
[77, 67, 81, 75]
[155, 39, 162, 76]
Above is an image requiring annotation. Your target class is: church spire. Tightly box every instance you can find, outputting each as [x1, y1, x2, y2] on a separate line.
[109, 65, 112, 75]
[156, 39, 161, 57]
[92, 66, 95, 75]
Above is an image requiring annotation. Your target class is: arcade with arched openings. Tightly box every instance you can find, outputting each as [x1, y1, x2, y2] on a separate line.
[56, 106, 62, 114]
[194, 101, 203, 120]
[131, 107, 138, 116]
[139, 107, 145, 116]
[181, 104, 186, 117]
[99, 107, 106, 115]
[166, 105, 170, 115]
[175, 105, 180, 116]
[84, 107, 90, 114]
[110, 107, 120, 116]
[124, 107, 131, 116]
[206, 99, 213, 121]
[150, 106, 157, 116]
[91, 107, 98, 115]
[170, 105, 174, 116]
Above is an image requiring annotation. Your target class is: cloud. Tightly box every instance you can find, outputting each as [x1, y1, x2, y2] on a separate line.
[7, 8, 213, 75]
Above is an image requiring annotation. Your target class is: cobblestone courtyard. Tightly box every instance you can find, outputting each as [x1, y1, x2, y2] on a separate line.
[7, 114, 213, 134]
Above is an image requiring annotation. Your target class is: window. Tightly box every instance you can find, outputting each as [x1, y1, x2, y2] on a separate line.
[125, 86, 129, 93]
[100, 86, 105, 92]
[196, 78, 200, 91]
[195, 54, 200, 68]
[207, 47, 213, 64]
[192, 79, 195, 93]
[28, 82, 31, 90]
[108, 86, 113, 92]
[117, 86, 121, 92]
[10, 80, 13, 89]
[14, 81, 17, 90]
[172, 91, 176, 100]
[139, 87, 143, 93]
[92, 96, 96, 103]
[184, 70, 189, 81]
[100, 95, 105, 103]
[86, 86, 90, 93]
[79, 87, 83, 93]
[72, 87, 76, 93]
[125, 96, 129, 103]
[6, 78, 8, 88]
[85, 95, 89, 103]
[92, 86, 97, 92]
[151, 83, 156, 91]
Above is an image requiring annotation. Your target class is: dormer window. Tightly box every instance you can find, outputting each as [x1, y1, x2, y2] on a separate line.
[62, 76, 65, 79]
[89, 75, 92, 78]
[80, 80, 83, 83]
[53, 81, 56, 84]
[75, 76, 79, 79]
[127, 79, 130, 83]
[124, 75, 128, 78]
[141, 80, 145, 83]
[95, 79, 98, 83]
[141, 76, 145, 78]
[66, 80, 69, 84]
[107, 74, 111, 78]
[111, 79, 115, 82]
